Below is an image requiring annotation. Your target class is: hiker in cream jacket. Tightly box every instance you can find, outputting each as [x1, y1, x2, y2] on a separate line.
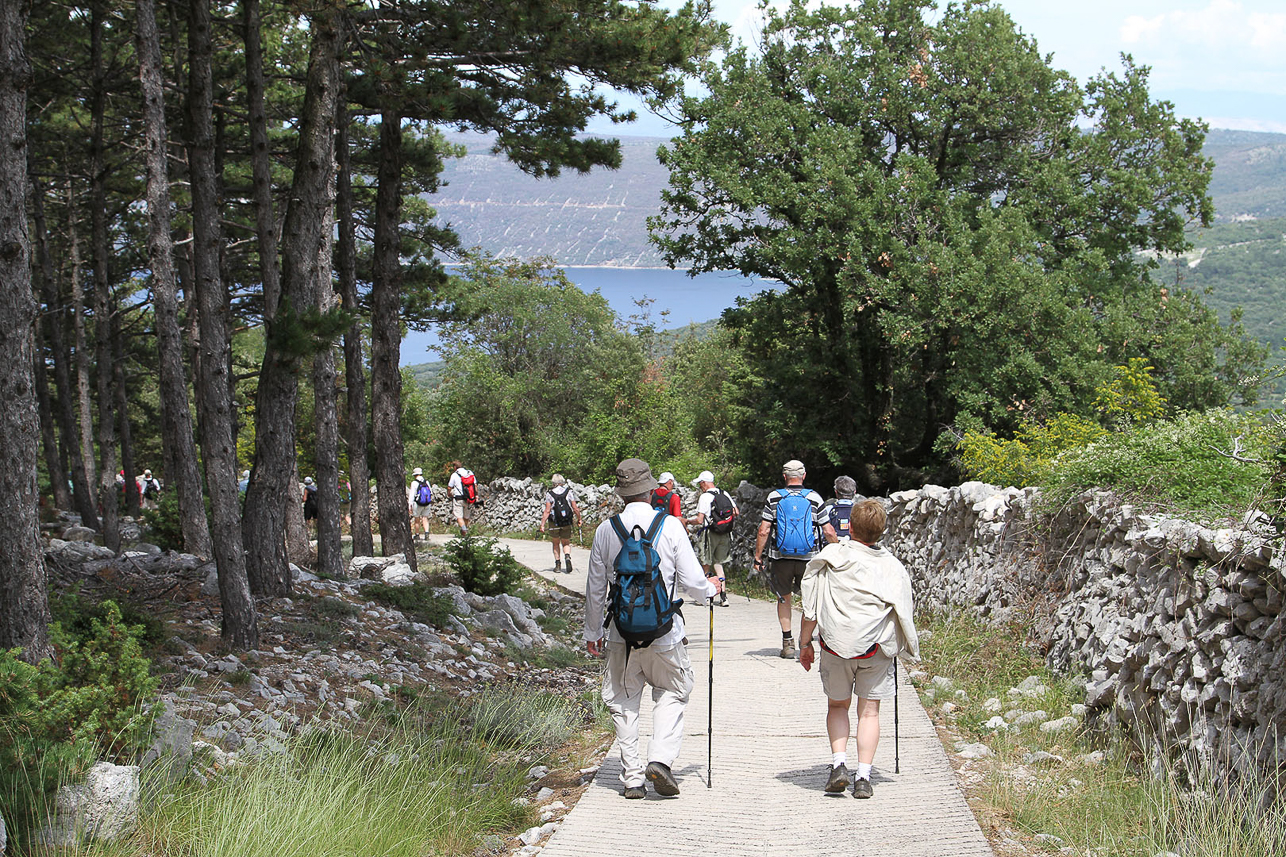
[798, 499, 919, 799]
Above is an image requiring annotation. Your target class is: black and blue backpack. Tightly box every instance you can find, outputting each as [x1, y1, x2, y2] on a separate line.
[828, 498, 855, 541]
[774, 487, 817, 557]
[607, 511, 681, 648]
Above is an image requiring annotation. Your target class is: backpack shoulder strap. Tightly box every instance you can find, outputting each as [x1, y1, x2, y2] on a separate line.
[644, 509, 668, 541]
[609, 514, 630, 544]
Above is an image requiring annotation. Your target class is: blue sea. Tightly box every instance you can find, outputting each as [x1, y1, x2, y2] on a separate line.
[400, 267, 776, 365]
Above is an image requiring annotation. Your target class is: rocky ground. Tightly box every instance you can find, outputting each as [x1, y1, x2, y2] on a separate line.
[40, 516, 609, 855]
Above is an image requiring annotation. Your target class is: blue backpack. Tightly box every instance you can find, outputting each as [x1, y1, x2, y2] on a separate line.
[607, 511, 681, 648]
[415, 481, 432, 505]
[774, 488, 817, 557]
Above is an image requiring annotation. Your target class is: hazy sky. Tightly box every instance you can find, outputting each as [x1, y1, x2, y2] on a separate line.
[591, 0, 1286, 136]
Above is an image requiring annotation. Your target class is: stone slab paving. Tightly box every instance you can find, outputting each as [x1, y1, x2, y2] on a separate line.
[432, 533, 993, 856]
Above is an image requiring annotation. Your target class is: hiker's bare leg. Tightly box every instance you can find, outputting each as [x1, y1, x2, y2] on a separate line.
[855, 697, 881, 765]
[777, 595, 792, 632]
[827, 696, 851, 755]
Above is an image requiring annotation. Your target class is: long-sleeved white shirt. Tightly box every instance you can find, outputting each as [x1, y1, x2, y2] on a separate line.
[801, 541, 920, 661]
[584, 501, 716, 648]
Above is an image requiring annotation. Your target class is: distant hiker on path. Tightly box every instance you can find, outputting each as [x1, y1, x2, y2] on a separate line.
[651, 471, 683, 518]
[302, 476, 318, 528]
[585, 458, 717, 800]
[408, 467, 432, 541]
[540, 474, 582, 573]
[686, 469, 737, 606]
[137, 469, 162, 510]
[821, 475, 861, 542]
[447, 461, 478, 535]
[799, 499, 919, 799]
[754, 459, 836, 659]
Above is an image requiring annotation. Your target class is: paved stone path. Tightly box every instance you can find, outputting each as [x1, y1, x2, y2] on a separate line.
[432, 533, 994, 856]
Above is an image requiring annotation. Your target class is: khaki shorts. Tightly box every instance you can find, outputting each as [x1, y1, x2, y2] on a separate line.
[412, 503, 431, 518]
[547, 525, 573, 540]
[698, 530, 732, 566]
[769, 558, 809, 598]
[819, 647, 895, 701]
[451, 499, 474, 521]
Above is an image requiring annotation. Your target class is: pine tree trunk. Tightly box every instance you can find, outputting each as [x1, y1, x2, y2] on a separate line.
[68, 178, 97, 505]
[136, 0, 211, 556]
[89, 0, 120, 553]
[0, 0, 53, 662]
[186, 0, 257, 650]
[370, 111, 415, 568]
[336, 106, 372, 558]
[112, 313, 140, 517]
[34, 315, 69, 510]
[300, 9, 342, 580]
[30, 172, 96, 525]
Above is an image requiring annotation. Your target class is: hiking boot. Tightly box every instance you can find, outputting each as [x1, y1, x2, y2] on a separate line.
[554, 560, 563, 573]
[718, 592, 729, 606]
[852, 777, 873, 799]
[824, 764, 852, 794]
[623, 785, 646, 800]
[564, 556, 573, 574]
[645, 761, 680, 796]
[780, 638, 796, 659]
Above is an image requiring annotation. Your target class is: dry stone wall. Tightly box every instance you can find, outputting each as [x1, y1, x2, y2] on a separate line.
[882, 481, 1285, 786]
[472, 475, 1283, 783]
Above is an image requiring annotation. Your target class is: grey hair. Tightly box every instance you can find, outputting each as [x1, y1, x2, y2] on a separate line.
[834, 475, 857, 499]
[552, 473, 566, 485]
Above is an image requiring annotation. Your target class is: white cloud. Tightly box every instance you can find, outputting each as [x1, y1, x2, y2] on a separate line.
[1121, 14, 1165, 43]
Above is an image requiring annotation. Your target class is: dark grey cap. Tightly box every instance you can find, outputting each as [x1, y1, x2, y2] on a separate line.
[614, 458, 659, 498]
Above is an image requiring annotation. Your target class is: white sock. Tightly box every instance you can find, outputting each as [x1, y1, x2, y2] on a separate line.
[832, 752, 847, 769]
[855, 762, 872, 780]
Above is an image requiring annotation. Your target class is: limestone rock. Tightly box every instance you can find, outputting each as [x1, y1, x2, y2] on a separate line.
[38, 762, 140, 846]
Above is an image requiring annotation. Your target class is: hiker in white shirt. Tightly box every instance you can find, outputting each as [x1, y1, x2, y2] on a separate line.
[799, 499, 920, 799]
[407, 467, 432, 541]
[585, 458, 716, 800]
[447, 460, 475, 535]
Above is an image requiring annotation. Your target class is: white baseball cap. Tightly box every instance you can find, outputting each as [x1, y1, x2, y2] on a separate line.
[657, 471, 675, 485]
[693, 470, 715, 485]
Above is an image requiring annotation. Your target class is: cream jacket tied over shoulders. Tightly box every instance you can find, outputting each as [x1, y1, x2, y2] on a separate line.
[801, 540, 920, 661]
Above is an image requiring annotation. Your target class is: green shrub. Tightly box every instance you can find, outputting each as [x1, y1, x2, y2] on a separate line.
[140, 489, 184, 552]
[363, 583, 455, 627]
[1047, 408, 1272, 516]
[0, 601, 156, 849]
[957, 412, 1106, 488]
[443, 535, 523, 597]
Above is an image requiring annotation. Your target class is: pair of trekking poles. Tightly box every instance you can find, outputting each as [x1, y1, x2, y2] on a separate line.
[704, 601, 900, 788]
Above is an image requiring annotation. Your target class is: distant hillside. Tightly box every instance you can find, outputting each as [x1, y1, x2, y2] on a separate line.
[1178, 216, 1286, 390]
[1203, 129, 1286, 221]
[433, 133, 671, 267]
[431, 129, 1286, 267]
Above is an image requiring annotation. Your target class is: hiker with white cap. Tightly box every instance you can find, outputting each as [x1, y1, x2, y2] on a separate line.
[753, 459, 837, 659]
[540, 474, 582, 573]
[585, 458, 716, 799]
[650, 471, 683, 518]
[686, 470, 737, 606]
[799, 499, 919, 799]
[136, 469, 162, 510]
[407, 467, 432, 541]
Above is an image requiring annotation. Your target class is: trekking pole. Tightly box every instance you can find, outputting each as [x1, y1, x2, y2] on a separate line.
[893, 656, 900, 774]
[708, 597, 714, 788]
